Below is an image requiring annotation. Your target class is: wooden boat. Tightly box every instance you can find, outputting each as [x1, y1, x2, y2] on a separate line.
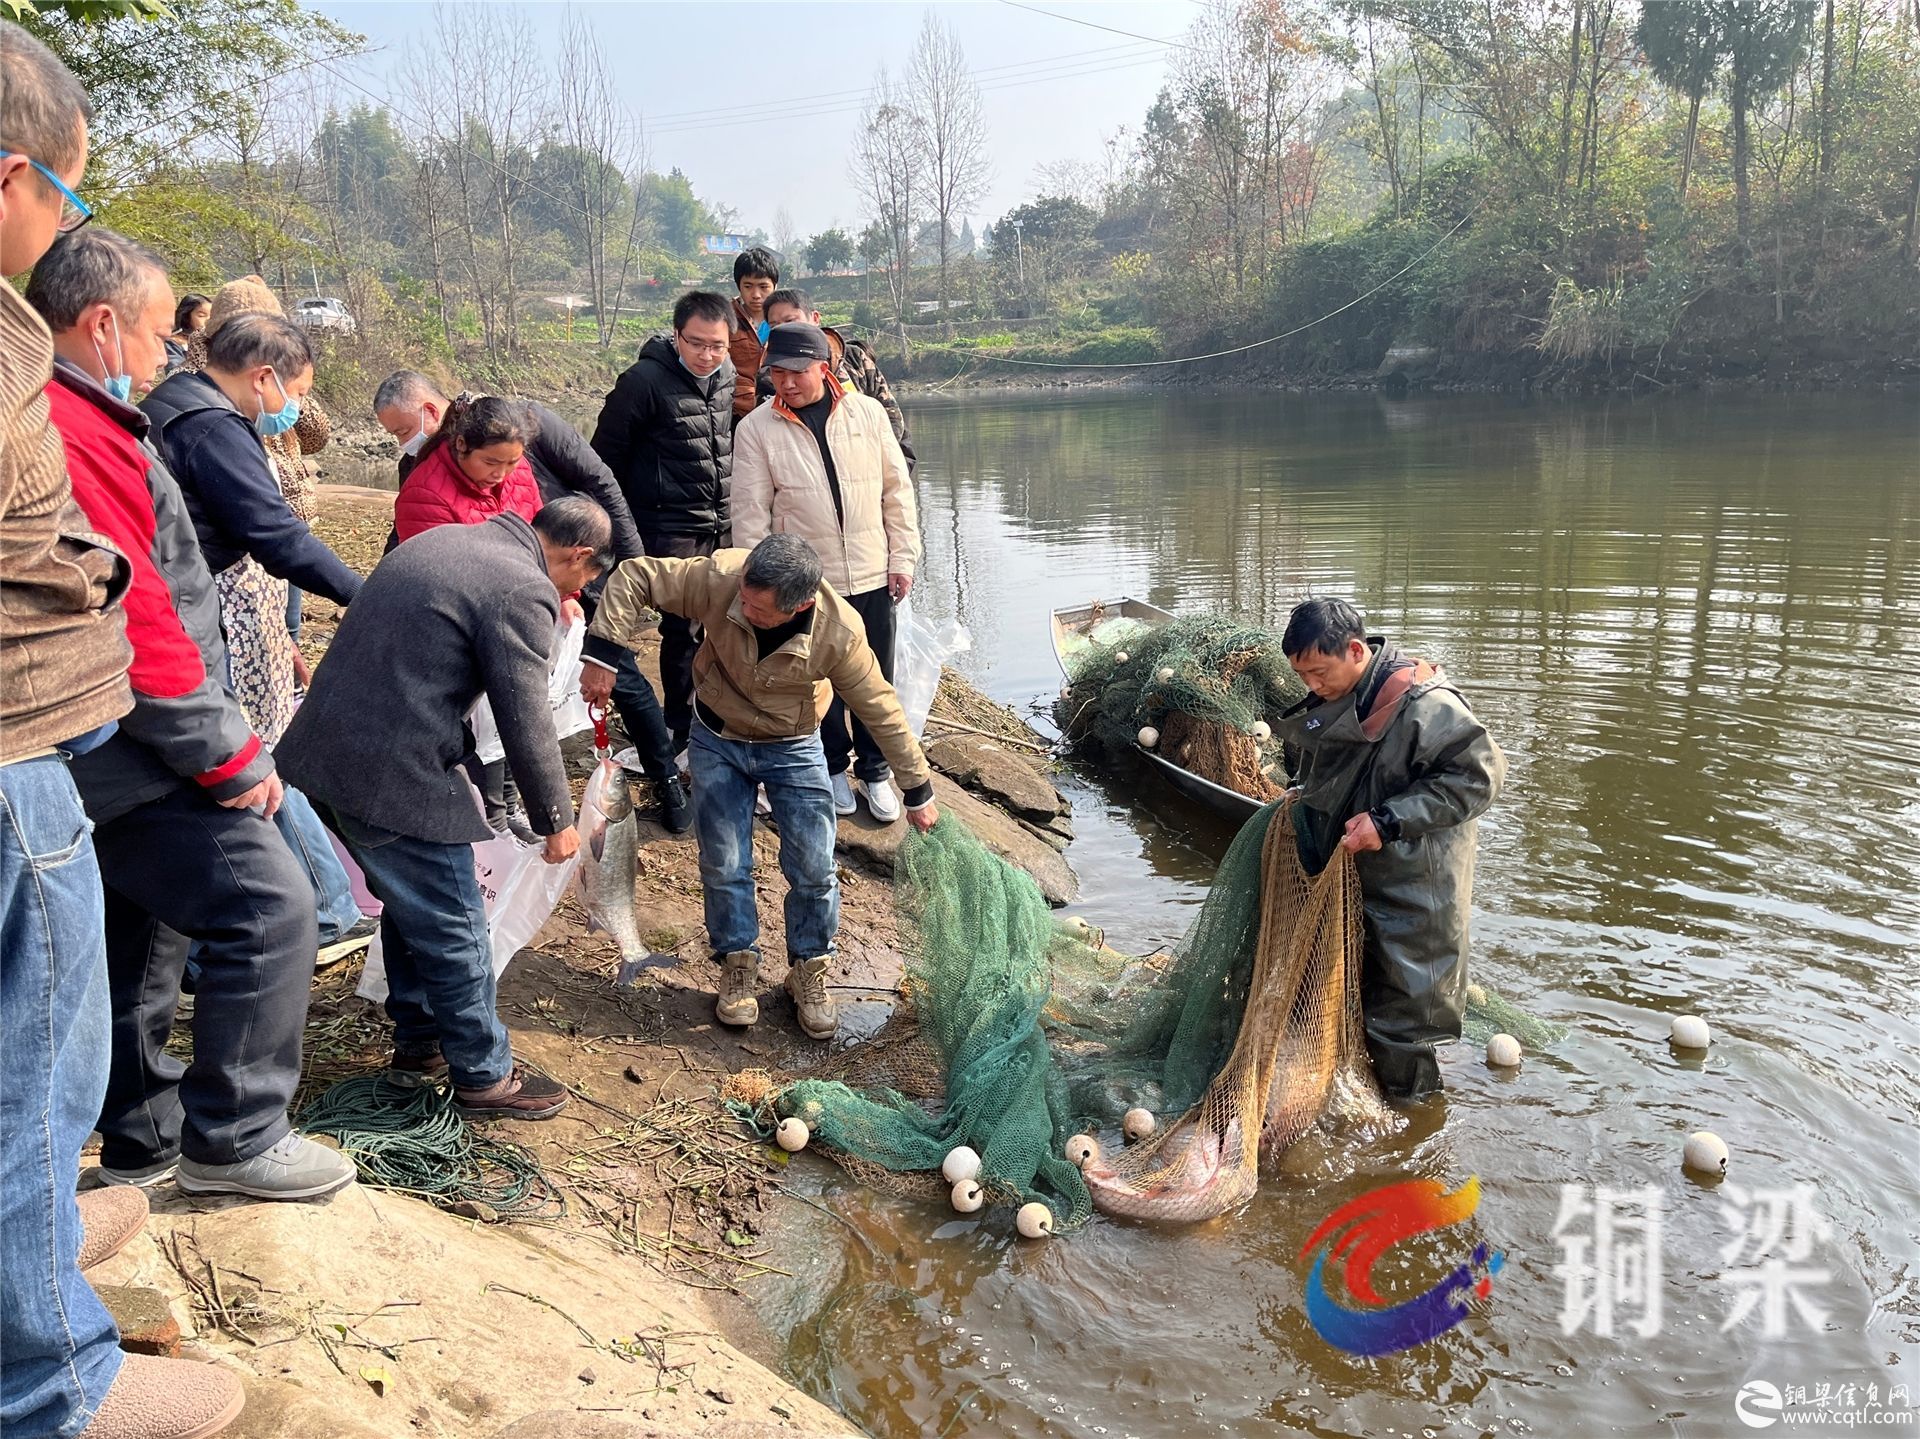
[1050, 598, 1263, 823]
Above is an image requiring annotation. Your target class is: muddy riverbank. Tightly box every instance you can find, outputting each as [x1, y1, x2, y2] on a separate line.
[85, 486, 1077, 1439]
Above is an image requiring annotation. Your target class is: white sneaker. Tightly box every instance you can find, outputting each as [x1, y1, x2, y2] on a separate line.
[754, 784, 772, 815]
[829, 771, 857, 817]
[176, 1131, 356, 1200]
[864, 778, 902, 823]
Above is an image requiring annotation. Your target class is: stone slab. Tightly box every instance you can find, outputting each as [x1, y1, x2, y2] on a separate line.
[94, 1284, 180, 1357]
[923, 732, 1066, 821]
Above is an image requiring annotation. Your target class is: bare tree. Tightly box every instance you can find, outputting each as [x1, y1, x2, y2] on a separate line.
[1173, 0, 1335, 300]
[851, 66, 919, 354]
[772, 205, 799, 267]
[400, 5, 545, 354]
[1033, 156, 1109, 209]
[398, 21, 499, 350]
[557, 8, 649, 347]
[468, 6, 544, 353]
[413, 152, 455, 346]
[907, 14, 990, 321]
[211, 74, 322, 286]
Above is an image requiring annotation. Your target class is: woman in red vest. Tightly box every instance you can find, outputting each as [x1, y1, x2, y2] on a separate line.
[393, 394, 542, 542]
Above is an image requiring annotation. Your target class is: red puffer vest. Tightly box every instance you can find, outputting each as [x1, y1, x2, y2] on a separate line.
[392, 441, 540, 542]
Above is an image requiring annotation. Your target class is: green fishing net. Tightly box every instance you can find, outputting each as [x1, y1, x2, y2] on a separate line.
[1051, 613, 1307, 800]
[731, 810, 1560, 1230]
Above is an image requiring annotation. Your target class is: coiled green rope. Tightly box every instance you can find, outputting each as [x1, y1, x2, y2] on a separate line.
[300, 1075, 566, 1221]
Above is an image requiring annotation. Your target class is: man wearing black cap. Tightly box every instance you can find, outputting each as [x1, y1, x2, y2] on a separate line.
[731, 322, 921, 822]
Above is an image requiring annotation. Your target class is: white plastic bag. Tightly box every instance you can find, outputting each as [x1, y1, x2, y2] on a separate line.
[891, 597, 972, 738]
[471, 613, 593, 765]
[546, 612, 593, 742]
[357, 807, 582, 1003]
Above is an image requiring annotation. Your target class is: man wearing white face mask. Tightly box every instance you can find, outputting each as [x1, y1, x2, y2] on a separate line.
[590, 290, 738, 762]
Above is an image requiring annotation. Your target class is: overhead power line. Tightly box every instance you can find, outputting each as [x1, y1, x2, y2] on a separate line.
[644, 51, 1170, 136]
[638, 37, 1167, 126]
[902, 206, 1481, 371]
[305, 17, 1179, 239]
[996, 0, 1196, 50]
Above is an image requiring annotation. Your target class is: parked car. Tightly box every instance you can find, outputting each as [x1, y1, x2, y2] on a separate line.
[292, 297, 357, 336]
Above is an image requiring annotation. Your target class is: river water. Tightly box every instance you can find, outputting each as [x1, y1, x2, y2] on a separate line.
[747, 389, 1920, 1438]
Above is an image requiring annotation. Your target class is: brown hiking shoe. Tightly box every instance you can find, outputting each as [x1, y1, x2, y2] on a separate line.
[784, 955, 838, 1041]
[79, 1352, 244, 1439]
[454, 1062, 568, 1121]
[387, 1046, 449, 1088]
[714, 950, 760, 1027]
[77, 1185, 149, 1271]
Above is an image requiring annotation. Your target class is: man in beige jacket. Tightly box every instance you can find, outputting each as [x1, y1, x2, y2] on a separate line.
[580, 535, 938, 1040]
[731, 322, 921, 823]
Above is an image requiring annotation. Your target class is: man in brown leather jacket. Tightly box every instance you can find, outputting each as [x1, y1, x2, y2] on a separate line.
[1, 21, 246, 1439]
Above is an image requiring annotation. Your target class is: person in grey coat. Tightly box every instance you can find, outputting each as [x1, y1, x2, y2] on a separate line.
[278, 499, 613, 1122]
[372, 369, 687, 834]
[1275, 598, 1506, 1102]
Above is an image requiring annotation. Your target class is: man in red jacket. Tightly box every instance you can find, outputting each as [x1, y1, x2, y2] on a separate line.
[29, 227, 355, 1205]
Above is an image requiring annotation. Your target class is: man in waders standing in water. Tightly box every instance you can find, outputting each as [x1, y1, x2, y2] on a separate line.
[1276, 598, 1506, 1102]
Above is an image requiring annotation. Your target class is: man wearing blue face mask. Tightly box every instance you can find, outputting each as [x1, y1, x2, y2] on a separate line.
[30, 226, 357, 1206]
[142, 312, 362, 611]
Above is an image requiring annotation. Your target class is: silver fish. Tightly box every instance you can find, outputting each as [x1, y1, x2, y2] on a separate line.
[578, 755, 674, 983]
[1081, 1115, 1253, 1222]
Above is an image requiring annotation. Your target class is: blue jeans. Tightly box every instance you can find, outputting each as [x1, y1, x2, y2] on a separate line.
[314, 803, 512, 1090]
[0, 757, 123, 1436]
[689, 719, 838, 962]
[274, 784, 363, 943]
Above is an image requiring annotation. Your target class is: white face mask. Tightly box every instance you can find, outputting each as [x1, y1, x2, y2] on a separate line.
[400, 407, 438, 457]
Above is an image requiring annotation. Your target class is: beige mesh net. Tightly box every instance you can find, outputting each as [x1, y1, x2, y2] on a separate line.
[1077, 807, 1394, 1221]
[730, 802, 1411, 1228]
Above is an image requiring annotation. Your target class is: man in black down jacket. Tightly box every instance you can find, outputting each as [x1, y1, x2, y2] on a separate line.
[374, 370, 686, 831]
[278, 499, 611, 1122]
[591, 289, 736, 758]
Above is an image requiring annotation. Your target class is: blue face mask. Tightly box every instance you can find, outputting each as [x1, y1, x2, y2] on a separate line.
[94, 313, 132, 403]
[254, 367, 301, 437]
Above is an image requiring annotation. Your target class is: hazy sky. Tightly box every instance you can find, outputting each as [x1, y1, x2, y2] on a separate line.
[314, 1, 1197, 243]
